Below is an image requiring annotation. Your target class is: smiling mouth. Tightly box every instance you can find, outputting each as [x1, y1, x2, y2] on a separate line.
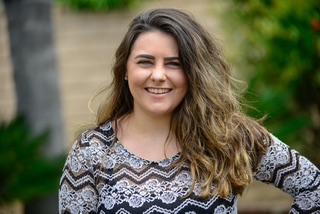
[146, 88, 171, 94]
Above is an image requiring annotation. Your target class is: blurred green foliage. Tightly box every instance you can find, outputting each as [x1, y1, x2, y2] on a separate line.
[55, 0, 142, 11]
[225, 0, 320, 166]
[0, 116, 66, 204]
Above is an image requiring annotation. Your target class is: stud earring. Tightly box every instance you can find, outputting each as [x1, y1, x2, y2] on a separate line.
[125, 75, 128, 80]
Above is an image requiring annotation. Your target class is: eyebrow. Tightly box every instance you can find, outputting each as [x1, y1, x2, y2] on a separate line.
[134, 54, 180, 61]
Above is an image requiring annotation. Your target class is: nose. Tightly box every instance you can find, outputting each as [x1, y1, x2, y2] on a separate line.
[151, 64, 166, 82]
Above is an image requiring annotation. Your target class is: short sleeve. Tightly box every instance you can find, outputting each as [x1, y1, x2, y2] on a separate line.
[254, 134, 320, 213]
[59, 131, 99, 214]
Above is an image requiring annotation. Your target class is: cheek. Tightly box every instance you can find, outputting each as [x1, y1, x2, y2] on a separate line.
[172, 76, 188, 104]
[180, 84, 188, 100]
[127, 74, 146, 98]
[126, 66, 141, 87]
[128, 74, 145, 89]
[177, 74, 188, 94]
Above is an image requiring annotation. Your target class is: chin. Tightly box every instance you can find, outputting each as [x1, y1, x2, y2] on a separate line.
[148, 109, 174, 117]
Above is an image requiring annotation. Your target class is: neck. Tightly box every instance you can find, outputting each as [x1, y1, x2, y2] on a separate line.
[115, 109, 180, 161]
[127, 110, 173, 139]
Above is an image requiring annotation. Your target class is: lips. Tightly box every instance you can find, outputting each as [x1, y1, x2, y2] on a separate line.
[146, 88, 171, 94]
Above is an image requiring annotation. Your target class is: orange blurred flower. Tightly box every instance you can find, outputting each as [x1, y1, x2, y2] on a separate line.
[312, 19, 320, 31]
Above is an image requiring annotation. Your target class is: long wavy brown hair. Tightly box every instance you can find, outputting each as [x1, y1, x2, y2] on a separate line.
[94, 8, 271, 198]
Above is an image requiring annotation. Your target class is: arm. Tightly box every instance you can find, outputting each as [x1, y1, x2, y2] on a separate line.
[59, 131, 98, 214]
[254, 134, 320, 213]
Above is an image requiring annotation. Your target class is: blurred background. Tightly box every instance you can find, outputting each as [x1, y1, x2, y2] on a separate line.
[0, 0, 319, 213]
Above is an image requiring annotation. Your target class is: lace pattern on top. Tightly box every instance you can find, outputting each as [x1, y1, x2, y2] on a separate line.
[255, 135, 320, 213]
[59, 122, 320, 214]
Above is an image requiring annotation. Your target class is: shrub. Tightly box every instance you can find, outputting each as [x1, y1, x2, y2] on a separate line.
[0, 116, 66, 204]
[224, 0, 320, 166]
[56, 0, 142, 11]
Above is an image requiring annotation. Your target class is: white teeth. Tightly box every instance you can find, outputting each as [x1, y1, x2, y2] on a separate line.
[147, 88, 170, 94]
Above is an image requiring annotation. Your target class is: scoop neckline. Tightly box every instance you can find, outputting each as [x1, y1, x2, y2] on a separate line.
[108, 122, 181, 164]
[115, 141, 181, 164]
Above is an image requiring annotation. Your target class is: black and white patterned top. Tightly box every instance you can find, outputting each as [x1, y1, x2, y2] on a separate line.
[59, 122, 320, 213]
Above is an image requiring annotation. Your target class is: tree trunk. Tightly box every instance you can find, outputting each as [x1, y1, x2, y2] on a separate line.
[4, 0, 66, 213]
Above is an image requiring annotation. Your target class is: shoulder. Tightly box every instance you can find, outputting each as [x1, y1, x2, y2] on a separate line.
[267, 134, 290, 154]
[64, 122, 115, 173]
[68, 122, 115, 159]
[77, 122, 115, 148]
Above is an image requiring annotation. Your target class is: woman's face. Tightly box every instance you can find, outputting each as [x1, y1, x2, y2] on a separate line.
[126, 31, 188, 118]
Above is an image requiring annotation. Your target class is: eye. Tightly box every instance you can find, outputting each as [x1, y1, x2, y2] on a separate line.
[137, 60, 153, 67]
[166, 61, 181, 68]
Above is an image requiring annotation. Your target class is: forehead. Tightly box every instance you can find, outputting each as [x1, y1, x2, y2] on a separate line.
[130, 31, 179, 57]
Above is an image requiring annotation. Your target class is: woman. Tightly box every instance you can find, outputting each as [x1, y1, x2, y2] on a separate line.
[59, 8, 320, 213]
